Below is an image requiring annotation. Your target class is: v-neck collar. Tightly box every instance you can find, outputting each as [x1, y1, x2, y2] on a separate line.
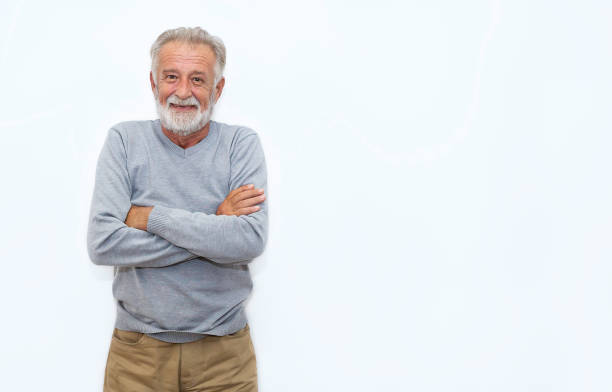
[153, 119, 218, 158]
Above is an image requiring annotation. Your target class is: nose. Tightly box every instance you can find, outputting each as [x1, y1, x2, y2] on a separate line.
[175, 77, 191, 100]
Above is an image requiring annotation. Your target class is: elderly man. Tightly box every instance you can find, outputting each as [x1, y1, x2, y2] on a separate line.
[87, 27, 267, 392]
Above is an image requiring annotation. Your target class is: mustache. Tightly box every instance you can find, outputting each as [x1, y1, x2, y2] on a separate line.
[166, 95, 200, 108]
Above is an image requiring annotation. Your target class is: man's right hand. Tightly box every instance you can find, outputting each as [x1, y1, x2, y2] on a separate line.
[216, 184, 266, 216]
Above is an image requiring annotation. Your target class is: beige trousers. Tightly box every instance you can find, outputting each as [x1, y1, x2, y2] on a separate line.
[103, 324, 258, 392]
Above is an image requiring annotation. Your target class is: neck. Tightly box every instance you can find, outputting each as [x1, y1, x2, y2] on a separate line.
[161, 121, 211, 149]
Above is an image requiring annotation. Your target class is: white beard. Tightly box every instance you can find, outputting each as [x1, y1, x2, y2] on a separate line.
[154, 89, 216, 136]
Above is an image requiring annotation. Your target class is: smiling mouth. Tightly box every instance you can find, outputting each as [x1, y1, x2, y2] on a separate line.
[169, 103, 197, 111]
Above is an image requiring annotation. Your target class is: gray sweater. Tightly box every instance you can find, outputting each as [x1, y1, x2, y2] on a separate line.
[86, 119, 268, 343]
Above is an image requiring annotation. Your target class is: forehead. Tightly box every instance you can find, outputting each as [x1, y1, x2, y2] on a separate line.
[157, 41, 216, 75]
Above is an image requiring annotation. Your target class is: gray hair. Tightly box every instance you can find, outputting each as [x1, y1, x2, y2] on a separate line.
[150, 27, 226, 85]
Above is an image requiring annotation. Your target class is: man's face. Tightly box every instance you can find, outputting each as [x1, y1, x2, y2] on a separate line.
[151, 41, 224, 136]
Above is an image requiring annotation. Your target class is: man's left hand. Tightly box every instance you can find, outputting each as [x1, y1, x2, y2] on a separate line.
[124, 205, 154, 231]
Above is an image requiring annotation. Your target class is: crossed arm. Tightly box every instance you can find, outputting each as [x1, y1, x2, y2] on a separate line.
[123, 184, 264, 232]
[86, 127, 268, 268]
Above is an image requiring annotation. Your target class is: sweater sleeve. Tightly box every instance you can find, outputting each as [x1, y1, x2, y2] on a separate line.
[86, 128, 199, 268]
[146, 131, 269, 265]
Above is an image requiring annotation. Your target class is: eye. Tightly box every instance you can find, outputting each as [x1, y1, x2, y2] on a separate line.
[166, 75, 177, 80]
[193, 77, 203, 83]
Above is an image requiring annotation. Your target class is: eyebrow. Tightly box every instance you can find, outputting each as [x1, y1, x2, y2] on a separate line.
[162, 69, 207, 77]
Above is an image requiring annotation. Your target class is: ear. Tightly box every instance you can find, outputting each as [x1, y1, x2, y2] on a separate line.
[150, 71, 157, 95]
[214, 77, 225, 103]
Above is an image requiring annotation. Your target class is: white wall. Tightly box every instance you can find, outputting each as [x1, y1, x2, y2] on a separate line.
[1, 0, 611, 390]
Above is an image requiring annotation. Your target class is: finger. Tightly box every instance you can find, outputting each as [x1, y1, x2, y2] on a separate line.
[228, 184, 253, 197]
[228, 184, 254, 198]
[234, 205, 261, 216]
[231, 188, 264, 203]
[235, 194, 266, 208]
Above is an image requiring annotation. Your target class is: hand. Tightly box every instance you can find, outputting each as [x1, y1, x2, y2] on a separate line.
[124, 205, 154, 230]
[216, 184, 266, 216]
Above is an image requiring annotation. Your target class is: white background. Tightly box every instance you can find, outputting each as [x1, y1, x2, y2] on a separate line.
[1, 0, 611, 391]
